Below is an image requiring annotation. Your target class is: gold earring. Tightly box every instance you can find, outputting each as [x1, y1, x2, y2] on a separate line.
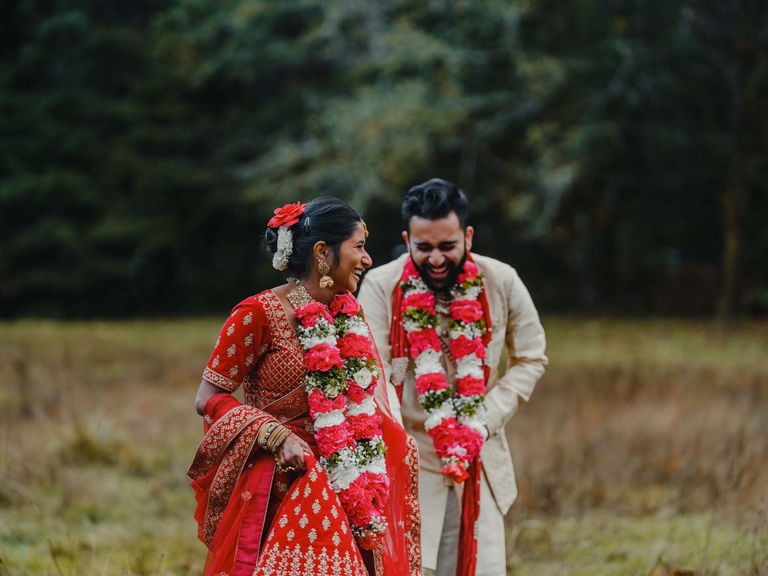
[318, 259, 334, 289]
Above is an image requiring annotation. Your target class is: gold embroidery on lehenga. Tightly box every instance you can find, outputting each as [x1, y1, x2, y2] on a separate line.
[404, 434, 422, 576]
[203, 366, 238, 391]
[204, 423, 259, 545]
[243, 292, 308, 425]
[256, 543, 367, 576]
[188, 405, 274, 546]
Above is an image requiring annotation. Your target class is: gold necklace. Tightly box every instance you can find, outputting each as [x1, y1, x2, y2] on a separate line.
[286, 279, 316, 309]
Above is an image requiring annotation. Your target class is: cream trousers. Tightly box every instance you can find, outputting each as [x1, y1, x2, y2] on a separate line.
[420, 470, 506, 576]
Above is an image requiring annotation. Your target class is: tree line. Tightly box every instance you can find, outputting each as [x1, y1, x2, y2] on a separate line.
[1, 0, 766, 318]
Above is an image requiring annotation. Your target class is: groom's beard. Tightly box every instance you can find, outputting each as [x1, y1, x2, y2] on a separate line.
[410, 249, 468, 294]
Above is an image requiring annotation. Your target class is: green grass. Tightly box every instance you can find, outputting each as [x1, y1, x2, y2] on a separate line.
[0, 317, 766, 575]
[545, 317, 768, 373]
[508, 512, 768, 576]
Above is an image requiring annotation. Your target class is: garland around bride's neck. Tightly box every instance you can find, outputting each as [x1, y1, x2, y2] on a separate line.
[293, 288, 388, 550]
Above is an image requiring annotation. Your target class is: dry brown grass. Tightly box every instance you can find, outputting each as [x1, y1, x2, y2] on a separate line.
[507, 318, 768, 575]
[0, 320, 215, 575]
[0, 317, 766, 575]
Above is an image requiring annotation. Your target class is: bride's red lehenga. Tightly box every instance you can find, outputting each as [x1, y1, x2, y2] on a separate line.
[188, 291, 421, 576]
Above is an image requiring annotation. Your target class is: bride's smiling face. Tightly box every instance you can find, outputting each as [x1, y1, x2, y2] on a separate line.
[330, 222, 372, 293]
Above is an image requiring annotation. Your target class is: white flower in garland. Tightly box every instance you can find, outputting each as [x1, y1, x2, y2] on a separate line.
[352, 367, 374, 389]
[347, 395, 376, 416]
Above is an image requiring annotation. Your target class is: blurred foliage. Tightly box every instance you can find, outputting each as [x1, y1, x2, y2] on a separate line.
[0, 0, 766, 318]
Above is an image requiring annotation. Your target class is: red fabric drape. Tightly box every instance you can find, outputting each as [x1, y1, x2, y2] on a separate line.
[189, 393, 277, 576]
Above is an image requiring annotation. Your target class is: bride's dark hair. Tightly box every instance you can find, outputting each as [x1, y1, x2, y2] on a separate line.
[265, 197, 362, 278]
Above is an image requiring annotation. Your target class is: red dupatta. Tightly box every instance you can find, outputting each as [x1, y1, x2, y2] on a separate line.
[188, 393, 277, 576]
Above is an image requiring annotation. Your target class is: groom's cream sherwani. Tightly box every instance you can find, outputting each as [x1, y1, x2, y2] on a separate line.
[359, 253, 547, 575]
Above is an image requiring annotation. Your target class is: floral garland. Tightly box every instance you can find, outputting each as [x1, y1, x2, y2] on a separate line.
[295, 291, 389, 549]
[400, 258, 488, 483]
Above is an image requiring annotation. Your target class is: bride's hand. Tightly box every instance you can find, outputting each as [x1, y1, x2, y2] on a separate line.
[275, 433, 310, 473]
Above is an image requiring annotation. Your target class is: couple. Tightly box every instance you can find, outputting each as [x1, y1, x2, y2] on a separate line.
[188, 179, 548, 576]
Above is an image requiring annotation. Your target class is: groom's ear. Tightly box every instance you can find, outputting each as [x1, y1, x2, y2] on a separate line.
[401, 230, 410, 251]
[465, 225, 474, 252]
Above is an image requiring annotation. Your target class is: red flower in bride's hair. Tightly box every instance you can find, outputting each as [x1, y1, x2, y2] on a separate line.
[268, 201, 306, 228]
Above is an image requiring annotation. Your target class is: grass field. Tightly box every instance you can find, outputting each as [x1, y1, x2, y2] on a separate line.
[0, 318, 766, 575]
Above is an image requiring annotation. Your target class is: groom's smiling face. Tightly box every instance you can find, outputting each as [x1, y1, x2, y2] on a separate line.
[403, 211, 474, 293]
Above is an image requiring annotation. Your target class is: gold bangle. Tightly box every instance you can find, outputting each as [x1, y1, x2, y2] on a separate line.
[266, 424, 292, 453]
[268, 426, 291, 453]
[257, 421, 280, 450]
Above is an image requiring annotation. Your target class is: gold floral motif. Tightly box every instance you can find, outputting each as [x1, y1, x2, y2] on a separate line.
[202, 366, 237, 392]
[254, 542, 367, 576]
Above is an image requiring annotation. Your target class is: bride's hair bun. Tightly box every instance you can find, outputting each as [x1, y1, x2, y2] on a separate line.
[264, 197, 361, 278]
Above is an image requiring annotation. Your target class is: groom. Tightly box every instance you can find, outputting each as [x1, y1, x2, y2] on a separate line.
[359, 178, 547, 576]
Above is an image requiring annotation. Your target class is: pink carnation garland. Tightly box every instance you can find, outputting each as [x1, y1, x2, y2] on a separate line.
[295, 291, 388, 549]
[400, 258, 489, 483]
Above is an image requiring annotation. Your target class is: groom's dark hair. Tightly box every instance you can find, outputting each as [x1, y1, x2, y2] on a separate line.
[401, 178, 469, 231]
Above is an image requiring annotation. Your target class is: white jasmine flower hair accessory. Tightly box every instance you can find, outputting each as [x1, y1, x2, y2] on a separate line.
[267, 201, 306, 271]
[273, 226, 293, 271]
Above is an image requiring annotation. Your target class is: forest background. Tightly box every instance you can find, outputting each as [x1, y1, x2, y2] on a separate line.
[1, 2, 767, 576]
[2, 0, 767, 320]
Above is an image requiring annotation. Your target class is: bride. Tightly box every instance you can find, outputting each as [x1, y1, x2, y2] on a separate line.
[188, 197, 421, 576]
